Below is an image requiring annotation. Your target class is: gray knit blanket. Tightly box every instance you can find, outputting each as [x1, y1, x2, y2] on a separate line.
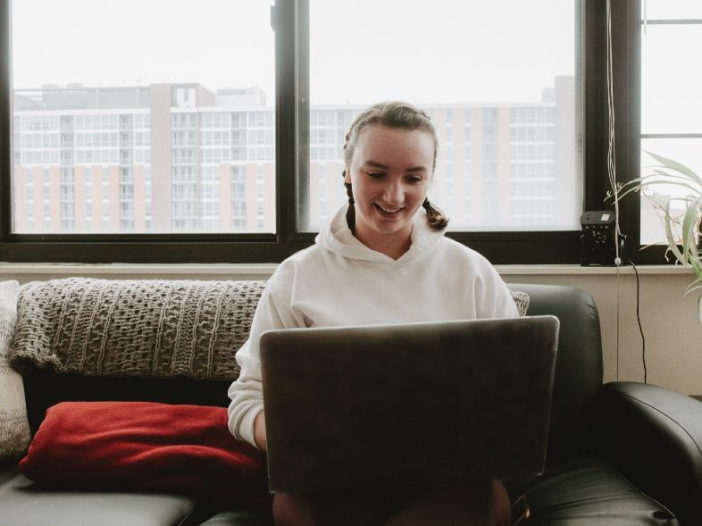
[9, 278, 265, 381]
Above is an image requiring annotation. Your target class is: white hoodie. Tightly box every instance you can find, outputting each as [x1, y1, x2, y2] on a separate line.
[227, 203, 518, 447]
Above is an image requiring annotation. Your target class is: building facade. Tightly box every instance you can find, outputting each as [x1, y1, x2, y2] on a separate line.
[11, 78, 576, 234]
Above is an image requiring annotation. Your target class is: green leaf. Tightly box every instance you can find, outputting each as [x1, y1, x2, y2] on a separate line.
[617, 175, 702, 201]
[680, 197, 701, 265]
[649, 170, 702, 191]
[662, 200, 685, 262]
[645, 150, 702, 184]
[685, 282, 702, 296]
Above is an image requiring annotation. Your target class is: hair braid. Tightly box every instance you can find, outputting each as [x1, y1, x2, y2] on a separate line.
[422, 197, 449, 230]
[344, 178, 355, 232]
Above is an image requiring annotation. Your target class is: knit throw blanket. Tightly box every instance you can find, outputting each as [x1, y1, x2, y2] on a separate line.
[10, 278, 265, 381]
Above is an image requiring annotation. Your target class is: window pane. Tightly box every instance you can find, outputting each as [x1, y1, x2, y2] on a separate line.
[640, 138, 702, 245]
[11, 0, 275, 234]
[644, 0, 702, 20]
[639, 9, 702, 247]
[641, 24, 702, 134]
[304, 0, 579, 232]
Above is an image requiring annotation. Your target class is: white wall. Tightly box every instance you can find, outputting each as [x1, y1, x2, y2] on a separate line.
[2, 263, 701, 395]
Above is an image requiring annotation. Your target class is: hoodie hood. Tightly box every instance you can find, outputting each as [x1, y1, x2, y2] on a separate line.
[314, 203, 446, 264]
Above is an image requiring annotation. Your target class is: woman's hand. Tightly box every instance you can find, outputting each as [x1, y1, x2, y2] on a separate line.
[254, 410, 268, 452]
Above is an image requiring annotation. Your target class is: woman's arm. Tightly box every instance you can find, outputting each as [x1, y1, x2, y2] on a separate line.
[254, 410, 268, 452]
[228, 265, 304, 448]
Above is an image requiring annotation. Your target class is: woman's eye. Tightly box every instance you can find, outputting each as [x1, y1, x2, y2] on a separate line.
[367, 172, 384, 179]
[406, 176, 423, 184]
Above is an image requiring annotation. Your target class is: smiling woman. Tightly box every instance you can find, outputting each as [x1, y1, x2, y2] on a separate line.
[342, 104, 440, 259]
[228, 101, 519, 525]
[346, 127, 431, 259]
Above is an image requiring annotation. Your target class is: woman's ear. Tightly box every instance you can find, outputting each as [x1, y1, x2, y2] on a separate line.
[343, 168, 352, 184]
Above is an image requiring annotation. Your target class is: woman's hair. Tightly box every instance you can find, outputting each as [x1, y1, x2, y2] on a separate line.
[342, 101, 449, 232]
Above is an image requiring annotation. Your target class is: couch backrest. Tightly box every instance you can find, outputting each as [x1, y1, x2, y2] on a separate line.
[19, 280, 604, 463]
[511, 283, 604, 462]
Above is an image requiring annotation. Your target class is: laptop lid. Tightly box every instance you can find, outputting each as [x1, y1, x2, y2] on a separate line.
[260, 315, 559, 493]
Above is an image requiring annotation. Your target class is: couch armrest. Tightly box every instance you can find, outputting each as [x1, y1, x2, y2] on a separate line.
[592, 381, 702, 525]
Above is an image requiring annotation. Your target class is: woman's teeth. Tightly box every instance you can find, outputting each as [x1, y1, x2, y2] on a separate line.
[376, 204, 401, 215]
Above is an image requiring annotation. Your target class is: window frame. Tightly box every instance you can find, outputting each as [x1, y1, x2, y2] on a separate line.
[0, 0, 627, 264]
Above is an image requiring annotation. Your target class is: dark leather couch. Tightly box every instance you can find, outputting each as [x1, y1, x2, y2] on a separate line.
[0, 282, 700, 525]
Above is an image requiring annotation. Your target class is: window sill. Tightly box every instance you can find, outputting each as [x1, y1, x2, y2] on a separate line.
[0, 262, 694, 279]
[495, 264, 694, 275]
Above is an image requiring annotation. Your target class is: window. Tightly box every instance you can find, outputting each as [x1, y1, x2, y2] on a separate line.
[1, 1, 614, 263]
[639, 2, 702, 244]
[305, 0, 579, 233]
[6, 0, 275, 237]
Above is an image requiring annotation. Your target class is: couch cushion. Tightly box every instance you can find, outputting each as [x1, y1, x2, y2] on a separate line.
[508, 457, 678, 525]
[0, 280, 31, 460]
[198, 511, 273, 526]
[510, 289, 530, 316]
[11, 278, 266, 381]
[0, 464, 200, 526]
[19, 401, 268, 510]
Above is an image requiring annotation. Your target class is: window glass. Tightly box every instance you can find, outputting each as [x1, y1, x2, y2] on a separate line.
[639, 12, 702, 244]
[11, 0, 275, 234]
[640, 138, 702, 245]
[305, 0, 579, 232]
[644, 0, 702, 20]
[641, 25, 702, 133]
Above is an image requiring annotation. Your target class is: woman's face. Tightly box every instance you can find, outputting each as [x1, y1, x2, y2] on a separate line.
[345, 125, 434, 252]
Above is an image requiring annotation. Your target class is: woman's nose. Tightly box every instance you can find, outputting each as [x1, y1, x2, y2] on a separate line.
[383, 180, 404, 205]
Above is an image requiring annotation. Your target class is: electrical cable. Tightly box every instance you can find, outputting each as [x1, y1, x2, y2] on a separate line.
[628, 260, 647, 383]
[615, 264, 620, 380]
[606, 2, 647, 385]
[605, 0, 621, 267]
[606, 0, 625, 383]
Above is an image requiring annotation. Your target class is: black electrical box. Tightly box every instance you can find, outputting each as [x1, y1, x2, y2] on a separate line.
[581, 210, 620, 266]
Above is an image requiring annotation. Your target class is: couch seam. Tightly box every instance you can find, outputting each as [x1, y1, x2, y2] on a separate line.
[614, 466, 680, 523]
[174, 502, 201, 526]
[615, 391, 702, 458]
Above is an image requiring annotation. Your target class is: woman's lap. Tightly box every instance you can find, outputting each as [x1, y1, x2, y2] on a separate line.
[272, 479, 511, 526]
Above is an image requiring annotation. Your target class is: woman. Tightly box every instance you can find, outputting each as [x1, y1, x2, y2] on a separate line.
[228, 102, 516, 525]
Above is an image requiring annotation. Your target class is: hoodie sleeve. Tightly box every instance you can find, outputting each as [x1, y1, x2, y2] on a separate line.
[227, 265, 304, 448]
[489, 277, 520, 319]
[474, 258, 519, 319]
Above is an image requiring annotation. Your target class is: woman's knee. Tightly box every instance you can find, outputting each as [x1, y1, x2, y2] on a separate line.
[384, 478, 511, 526]
[485, 478, 512, 526]
[272, 492, 316, 526]
[458, 478, 511, 526]
[272, 489, 387, 526]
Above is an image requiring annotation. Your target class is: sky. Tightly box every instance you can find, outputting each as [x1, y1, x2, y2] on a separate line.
[11, 0, 575, 106]
[11, 0, 276, 96]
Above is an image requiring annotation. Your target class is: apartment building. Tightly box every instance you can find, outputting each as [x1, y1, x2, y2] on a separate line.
[11, 78, 574, 234]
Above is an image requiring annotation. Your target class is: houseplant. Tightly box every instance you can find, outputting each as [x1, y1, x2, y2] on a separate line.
[612, 151, 702, 318]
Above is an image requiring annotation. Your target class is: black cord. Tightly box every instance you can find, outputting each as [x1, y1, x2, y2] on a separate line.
[628, 260, 647, 383]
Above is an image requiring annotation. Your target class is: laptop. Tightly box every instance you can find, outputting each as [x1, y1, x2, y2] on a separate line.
[260, 315, 559, 493]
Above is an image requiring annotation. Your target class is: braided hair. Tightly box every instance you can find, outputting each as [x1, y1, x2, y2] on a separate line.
[342, 101, 449, 232]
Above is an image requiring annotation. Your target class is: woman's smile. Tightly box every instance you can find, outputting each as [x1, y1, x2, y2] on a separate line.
[374, 203, 404, 217]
